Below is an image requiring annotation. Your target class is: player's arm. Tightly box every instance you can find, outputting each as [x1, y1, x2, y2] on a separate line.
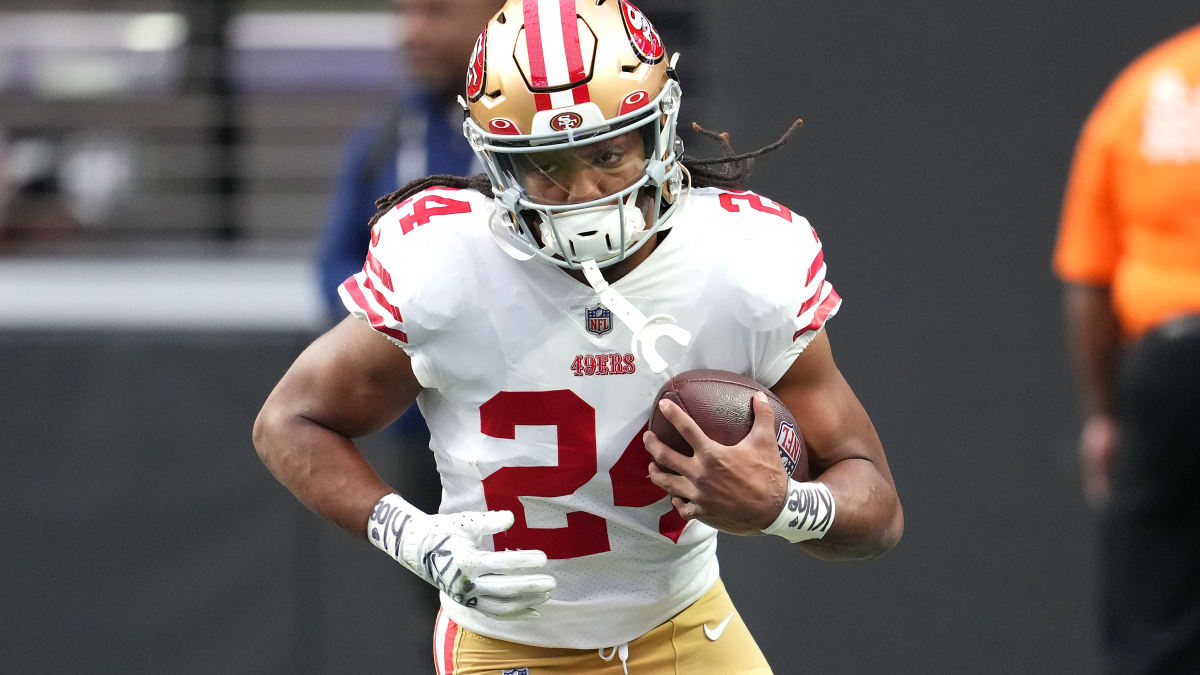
[768, 330, 902, 560]
[253, 315, 556, 619]
[645, 331, 902, 561]
[252, 315, 421, 535]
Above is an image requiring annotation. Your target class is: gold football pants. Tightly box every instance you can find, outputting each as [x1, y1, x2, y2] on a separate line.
[433, 578, 772, 674]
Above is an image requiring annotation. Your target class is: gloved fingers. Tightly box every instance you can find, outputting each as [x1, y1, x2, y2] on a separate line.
[450, 510, 516, 538]
[471, 591, 553, 619]
[470, 572, 557, 598]
[466, 548, 548, 575]
[474, 606, 543, 622]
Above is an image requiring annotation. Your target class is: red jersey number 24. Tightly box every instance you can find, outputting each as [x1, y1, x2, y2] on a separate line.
[480, 390, 687, 560]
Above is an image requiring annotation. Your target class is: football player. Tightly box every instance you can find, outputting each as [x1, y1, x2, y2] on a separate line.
[253, 1, 903, 673]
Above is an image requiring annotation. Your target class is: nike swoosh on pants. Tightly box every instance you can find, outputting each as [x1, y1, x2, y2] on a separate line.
[703, 612, 735, 641]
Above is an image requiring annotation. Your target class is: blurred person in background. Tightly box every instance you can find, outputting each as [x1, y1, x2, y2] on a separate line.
[1055, 22, 1200, 675]
[0, 128, 9, 245]
[0, 133, 80, 250]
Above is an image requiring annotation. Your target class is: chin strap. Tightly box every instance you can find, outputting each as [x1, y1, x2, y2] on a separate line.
[580, 260, 690, 374]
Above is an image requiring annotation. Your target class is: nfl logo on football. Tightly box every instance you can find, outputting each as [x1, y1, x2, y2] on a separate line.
[585, 304, 613, 337]
[776, 421, 801, 475]
[502, 669, 530, 675]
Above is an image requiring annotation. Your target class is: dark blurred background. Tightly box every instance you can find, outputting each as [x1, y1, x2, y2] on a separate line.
[3, 1, 1198, 672]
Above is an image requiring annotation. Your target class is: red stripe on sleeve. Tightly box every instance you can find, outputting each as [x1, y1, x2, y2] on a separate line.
[805, 249, 824, 286]
[794, 288, 841, 339]
[796, 280, 825, 317]
[342, 277, 409, 343]
[361, 274, 403, 323]
[364, 251, 394, 292]
[812, 289, 841, 325]
[443, 616, 459, 675]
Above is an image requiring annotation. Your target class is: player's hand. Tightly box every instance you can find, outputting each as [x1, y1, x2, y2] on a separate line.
[644, 392, 789, 535]
[368, 496, 556, 620]
[1080, 414, 1119, 508]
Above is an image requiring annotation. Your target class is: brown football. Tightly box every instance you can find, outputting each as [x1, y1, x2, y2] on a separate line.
[649, 369, 809, 480]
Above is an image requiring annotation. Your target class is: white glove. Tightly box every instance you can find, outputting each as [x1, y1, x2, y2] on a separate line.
[367, 493, 556, 620]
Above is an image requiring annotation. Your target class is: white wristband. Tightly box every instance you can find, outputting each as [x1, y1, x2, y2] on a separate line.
[762, 479, 836, 543]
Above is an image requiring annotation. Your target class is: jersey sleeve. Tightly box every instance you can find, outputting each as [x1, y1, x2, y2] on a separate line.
[339, 248, 411, 344]
[756, 216, 841, 386]
[714, 191, 841, 387]
[337, 187, 487, 387]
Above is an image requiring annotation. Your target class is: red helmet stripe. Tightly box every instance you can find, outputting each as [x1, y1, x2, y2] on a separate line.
[524, 0, 590, 110]
[559, 0, 591, 104]
[559, 0, 586, 85]
[523, 0, 549, 89]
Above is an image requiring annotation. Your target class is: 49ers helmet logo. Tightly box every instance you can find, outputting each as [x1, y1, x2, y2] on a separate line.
[465, 30, 487, 101]
[550, 112, 584, 131]
[619, 0, 664, 64]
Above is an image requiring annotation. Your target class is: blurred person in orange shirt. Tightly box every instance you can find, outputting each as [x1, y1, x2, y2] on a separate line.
[1055, 22, 1200, 675]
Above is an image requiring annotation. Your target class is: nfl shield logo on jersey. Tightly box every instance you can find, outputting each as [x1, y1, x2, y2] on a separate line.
[776, 421, 801, 475]
[501, 669, 530, 675]
[585, 304, 613, 337]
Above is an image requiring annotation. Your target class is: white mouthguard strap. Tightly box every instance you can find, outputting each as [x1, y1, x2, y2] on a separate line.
[580, 259, 690, 374]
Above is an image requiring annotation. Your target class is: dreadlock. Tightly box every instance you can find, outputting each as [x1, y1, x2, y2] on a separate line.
[367, 119, 803, 229]
[682, 118, 803, 189]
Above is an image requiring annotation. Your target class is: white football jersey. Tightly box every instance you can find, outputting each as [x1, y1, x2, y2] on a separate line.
[339, 185, 840, 648]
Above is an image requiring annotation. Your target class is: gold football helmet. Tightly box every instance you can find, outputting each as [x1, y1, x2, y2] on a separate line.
[461, 0, 687, 269]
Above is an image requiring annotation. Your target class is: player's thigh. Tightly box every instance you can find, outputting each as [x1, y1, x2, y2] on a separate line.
[433, 580, 772, 675]
[440, 623, 769, 675]
[435, 611, 608, 675]
[666, 578, 772, 675]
